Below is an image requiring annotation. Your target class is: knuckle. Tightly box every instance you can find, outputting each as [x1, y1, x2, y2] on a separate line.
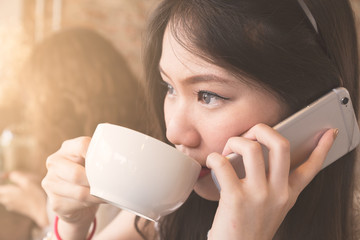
[76, 136, 91, 148]
[45, 154, 56, 169]
[271, 189, 292, 210]
[252, 189, 268, 204]
[276, 191, 290, 207]
[207, 152, 219, 162]
[49, 198, 61, 213]
[246, 141, 262, 153]
[256, 122, 266, 128]
[227, 137, 239, 147]
[73, 137, 92, 157]
[61, 136, 90, 150]
[274, 137, 290, 152]
[60, 138, 73, 149]
[41, 177, 49, 191]
[253, 123, 267, 131]
[75, 188, 89, 202]
[208, 153, 227, 169]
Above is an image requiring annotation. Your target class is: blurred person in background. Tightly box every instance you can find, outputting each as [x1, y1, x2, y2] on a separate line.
[0, 27, 160, 240]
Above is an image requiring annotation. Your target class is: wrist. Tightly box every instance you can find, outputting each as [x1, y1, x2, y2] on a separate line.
[55, 216, 96, 240]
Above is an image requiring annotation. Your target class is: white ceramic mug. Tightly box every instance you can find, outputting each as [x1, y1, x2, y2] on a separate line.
[85, 123, 201, 221]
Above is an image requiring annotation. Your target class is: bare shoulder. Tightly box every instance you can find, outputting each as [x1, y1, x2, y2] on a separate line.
[94, 210, 156, 240]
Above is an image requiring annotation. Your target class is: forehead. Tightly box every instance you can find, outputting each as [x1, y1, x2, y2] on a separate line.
[159, 26, 242, 84]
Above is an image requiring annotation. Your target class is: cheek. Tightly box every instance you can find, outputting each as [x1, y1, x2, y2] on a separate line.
[197, 116, 252, 153]
[199, 105, 275, 153]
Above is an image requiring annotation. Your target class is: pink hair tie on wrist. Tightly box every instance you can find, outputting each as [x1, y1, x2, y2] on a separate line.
[54, 216, 97, 240]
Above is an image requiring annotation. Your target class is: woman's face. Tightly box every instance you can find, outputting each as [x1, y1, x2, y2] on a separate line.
[160, 27, 286, 201]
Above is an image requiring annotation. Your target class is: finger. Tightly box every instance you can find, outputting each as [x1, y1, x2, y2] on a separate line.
[239, 123, 291, 187]
[58, 137, 92, 165]
[46, 156, 89, 187]
[206, 152, 241, 193]
[289, 128, 337, 193]
[41, 174, 102, 204]
[222, 137, 267, 186]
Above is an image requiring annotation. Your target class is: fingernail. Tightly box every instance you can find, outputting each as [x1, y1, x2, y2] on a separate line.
[333, 128, 339, 139]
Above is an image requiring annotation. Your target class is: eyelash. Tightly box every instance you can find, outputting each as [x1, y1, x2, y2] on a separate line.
[160, 79, 230, 105]
[196, 90, 230, 105]
[160, 80, 175, 95]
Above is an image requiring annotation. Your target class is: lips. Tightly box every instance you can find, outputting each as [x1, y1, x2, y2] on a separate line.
[175, 147, 210, 178]
[199, 167, 211, 178]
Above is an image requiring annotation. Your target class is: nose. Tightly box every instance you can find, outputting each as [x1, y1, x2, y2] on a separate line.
[165, 102, 201, 148]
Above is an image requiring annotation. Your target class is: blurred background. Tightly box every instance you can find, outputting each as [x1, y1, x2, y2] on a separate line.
[0, 0, 161, 87]
[0, 0, 358, 239]
[0, 1, 162, 239]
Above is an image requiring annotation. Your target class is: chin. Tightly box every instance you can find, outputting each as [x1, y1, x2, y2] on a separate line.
[193, 174, 220, 201]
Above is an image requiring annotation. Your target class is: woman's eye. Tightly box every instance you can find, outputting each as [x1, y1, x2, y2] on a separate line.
[160, 80, 176, 95]
[197, 90, 229, 105]
[166, 84, 175, 95]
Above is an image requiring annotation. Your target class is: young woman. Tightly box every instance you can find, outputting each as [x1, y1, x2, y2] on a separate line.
[42, 0, 359, 239]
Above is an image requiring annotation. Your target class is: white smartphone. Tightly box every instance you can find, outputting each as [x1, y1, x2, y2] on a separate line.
[212, 87, 360, 190]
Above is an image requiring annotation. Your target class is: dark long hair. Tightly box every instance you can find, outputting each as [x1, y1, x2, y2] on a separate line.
[141, 0, 359, 239]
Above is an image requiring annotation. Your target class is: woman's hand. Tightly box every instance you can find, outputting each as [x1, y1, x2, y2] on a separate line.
[41, 137, 104, 239]
[0, 171, 49, 228]
[206, 123, 337, 240]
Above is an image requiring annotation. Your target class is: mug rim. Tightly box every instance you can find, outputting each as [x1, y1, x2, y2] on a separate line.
[94, 123, 201, 167]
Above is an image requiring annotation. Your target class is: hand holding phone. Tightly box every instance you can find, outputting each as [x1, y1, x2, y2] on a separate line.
[212, 87, 360, 191]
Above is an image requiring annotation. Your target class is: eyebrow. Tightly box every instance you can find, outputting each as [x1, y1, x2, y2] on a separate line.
[159, 65, 237, 85]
